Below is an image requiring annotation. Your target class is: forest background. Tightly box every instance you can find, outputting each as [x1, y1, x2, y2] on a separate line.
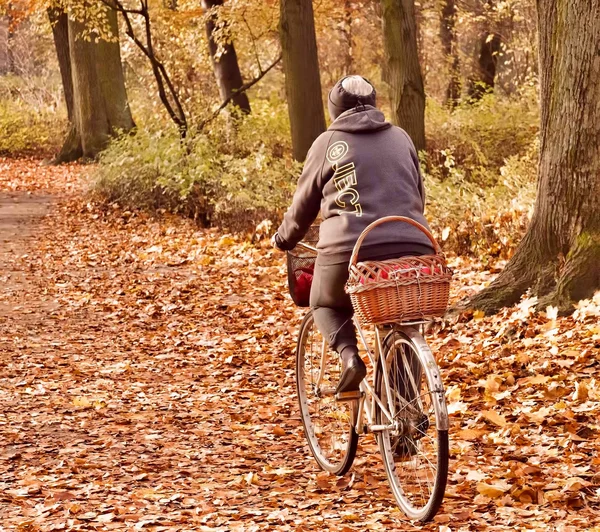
[0, 0, 540, 264]
[2, 1, 600, 529]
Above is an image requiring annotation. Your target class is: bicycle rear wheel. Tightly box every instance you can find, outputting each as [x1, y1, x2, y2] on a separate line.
[375, 326, 448, 522]
[296, 311, 358, 475]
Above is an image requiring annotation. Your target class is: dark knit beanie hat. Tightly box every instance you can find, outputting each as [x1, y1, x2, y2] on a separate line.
[327, 75, 376, 120]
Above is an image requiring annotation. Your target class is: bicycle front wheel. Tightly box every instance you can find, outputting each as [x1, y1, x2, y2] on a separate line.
[375, 326, 448, 522]
[296, 311, 358, 475]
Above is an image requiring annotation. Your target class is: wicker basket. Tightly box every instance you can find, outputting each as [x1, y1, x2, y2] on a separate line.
[286, 225, 319, 307]
[346, 216, 452, 324]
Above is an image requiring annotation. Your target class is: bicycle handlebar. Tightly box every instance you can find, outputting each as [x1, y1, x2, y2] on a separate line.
[294, 241, 318, 254]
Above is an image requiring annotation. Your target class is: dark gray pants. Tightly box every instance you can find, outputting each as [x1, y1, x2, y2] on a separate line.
[309, 259, 356, 354]
[309, 251, 416, 354]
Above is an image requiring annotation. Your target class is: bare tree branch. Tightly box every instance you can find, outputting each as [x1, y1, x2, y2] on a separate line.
[100, 0, 188, 137]
[197, 53, 282, 132]
[240, 10, 262, 73]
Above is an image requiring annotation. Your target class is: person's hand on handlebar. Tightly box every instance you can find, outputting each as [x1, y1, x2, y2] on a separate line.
[271, 232, 285, 252]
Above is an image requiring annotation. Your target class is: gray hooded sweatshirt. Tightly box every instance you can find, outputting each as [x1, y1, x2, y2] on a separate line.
[277, 105, 435, 264]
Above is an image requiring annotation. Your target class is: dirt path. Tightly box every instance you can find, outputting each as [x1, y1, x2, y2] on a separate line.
[0, 192, 55, 316]
[0, 159, 599, 531]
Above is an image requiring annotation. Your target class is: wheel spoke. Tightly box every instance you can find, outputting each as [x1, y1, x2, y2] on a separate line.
[375, 328, 448, 522]
[296, 312, 358, 475]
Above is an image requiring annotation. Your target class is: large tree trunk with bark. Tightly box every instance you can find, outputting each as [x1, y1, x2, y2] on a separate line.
[68, 15, 112, 158]
[381, 0, 426, 152]
[469, 0, 600, 314]
[280, 0, 326, 162]
[48, 9, 74, 120]
[96, 6, 135, 132]
[52, 4, 134, 162]
[439, 0, 460, 106]
[48, 8, 82, 163]
[202, 0, 250, 114]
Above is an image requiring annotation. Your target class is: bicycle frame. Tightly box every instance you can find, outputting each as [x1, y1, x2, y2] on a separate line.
[352, 319, 449, 435]
[291, 236, 449, 522]
[293, 241, 449, 435]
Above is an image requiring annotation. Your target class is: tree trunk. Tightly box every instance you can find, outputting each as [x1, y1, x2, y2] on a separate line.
[48, 8, 82, 163]
[280, 0, 326, 162]
[341, 0, 354, 75]
[468, 0, 600, 314]
[57, 3, 134, 161]
[202, 0, 250, 114]
[68, 15, 111, 158]
[0, 18, 10, 74]
[381, 0, 426, 152]
[439, 0, 460, 106]
[96, 6, 135, 132]
[48, 8, 74, 120]
[468, 32, 501, 100]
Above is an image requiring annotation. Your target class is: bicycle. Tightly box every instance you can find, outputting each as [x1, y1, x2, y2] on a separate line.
[288, 217, 450, 522]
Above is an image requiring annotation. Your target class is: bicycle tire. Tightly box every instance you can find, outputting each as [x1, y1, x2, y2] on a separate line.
[374, 326, 448, 522]
[296, 311, 358, 476]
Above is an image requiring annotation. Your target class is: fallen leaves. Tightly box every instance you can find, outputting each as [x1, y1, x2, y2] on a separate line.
[481, 410, 507, 428]
[1, 159, 600, 530]
[477, 480, 511, 499]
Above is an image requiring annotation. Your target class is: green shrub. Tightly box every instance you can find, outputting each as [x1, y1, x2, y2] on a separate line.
[425, 91, 539, 187]
[92, 100, 301, 229]
[93, 93, 540, 258]
[425, 139, 538, 259]
[0, 99, 67, 156]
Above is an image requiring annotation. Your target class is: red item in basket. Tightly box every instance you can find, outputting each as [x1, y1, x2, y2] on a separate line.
[366, 262, 443, 283]
[294, 267, 314, 304]
[379, 262, 411, 280]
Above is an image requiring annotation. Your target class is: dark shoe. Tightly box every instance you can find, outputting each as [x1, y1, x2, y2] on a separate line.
[336, 354, 366, 393]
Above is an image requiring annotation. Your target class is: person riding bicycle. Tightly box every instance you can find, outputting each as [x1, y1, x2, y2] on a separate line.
[272, 75, 435, 394]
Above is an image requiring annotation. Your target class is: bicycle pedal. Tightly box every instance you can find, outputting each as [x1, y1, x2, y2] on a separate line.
[335, 390, 362, 402]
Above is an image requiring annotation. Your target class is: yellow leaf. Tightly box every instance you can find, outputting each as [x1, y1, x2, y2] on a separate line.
[572, 381, 589, 402]
[73, 396, 91, 408]
[466, 470, 487, 481]
[485, 374, 502, 393]
[218, 236, 236, 247]
[564, 477, 589, 492]
[525, 406, 553, 423]
[473, 309, 485, 321]
[446, 385, 462, 402]
[477, 481, 510, 498]
[482, 410, 507, 427]
[529, 375, 550, 385]
[245, 472, 258, 485]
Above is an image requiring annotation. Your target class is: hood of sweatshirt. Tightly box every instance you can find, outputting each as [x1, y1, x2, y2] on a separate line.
[327, 105, 392, 134]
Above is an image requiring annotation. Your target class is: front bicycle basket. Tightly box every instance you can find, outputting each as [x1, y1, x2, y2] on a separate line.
[286, 225, 319, 307]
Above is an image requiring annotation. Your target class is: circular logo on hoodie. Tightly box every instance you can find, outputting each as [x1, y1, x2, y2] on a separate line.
[326, 141, 349, 163]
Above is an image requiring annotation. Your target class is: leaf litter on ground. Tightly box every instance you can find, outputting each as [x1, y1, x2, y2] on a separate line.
[0, 159, 599, 530]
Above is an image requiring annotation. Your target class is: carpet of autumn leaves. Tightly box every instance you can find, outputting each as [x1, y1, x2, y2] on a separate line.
[1, 158, 599, 532]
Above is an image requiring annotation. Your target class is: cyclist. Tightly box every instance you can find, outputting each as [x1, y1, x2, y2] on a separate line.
[272, 75, 434, 394]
